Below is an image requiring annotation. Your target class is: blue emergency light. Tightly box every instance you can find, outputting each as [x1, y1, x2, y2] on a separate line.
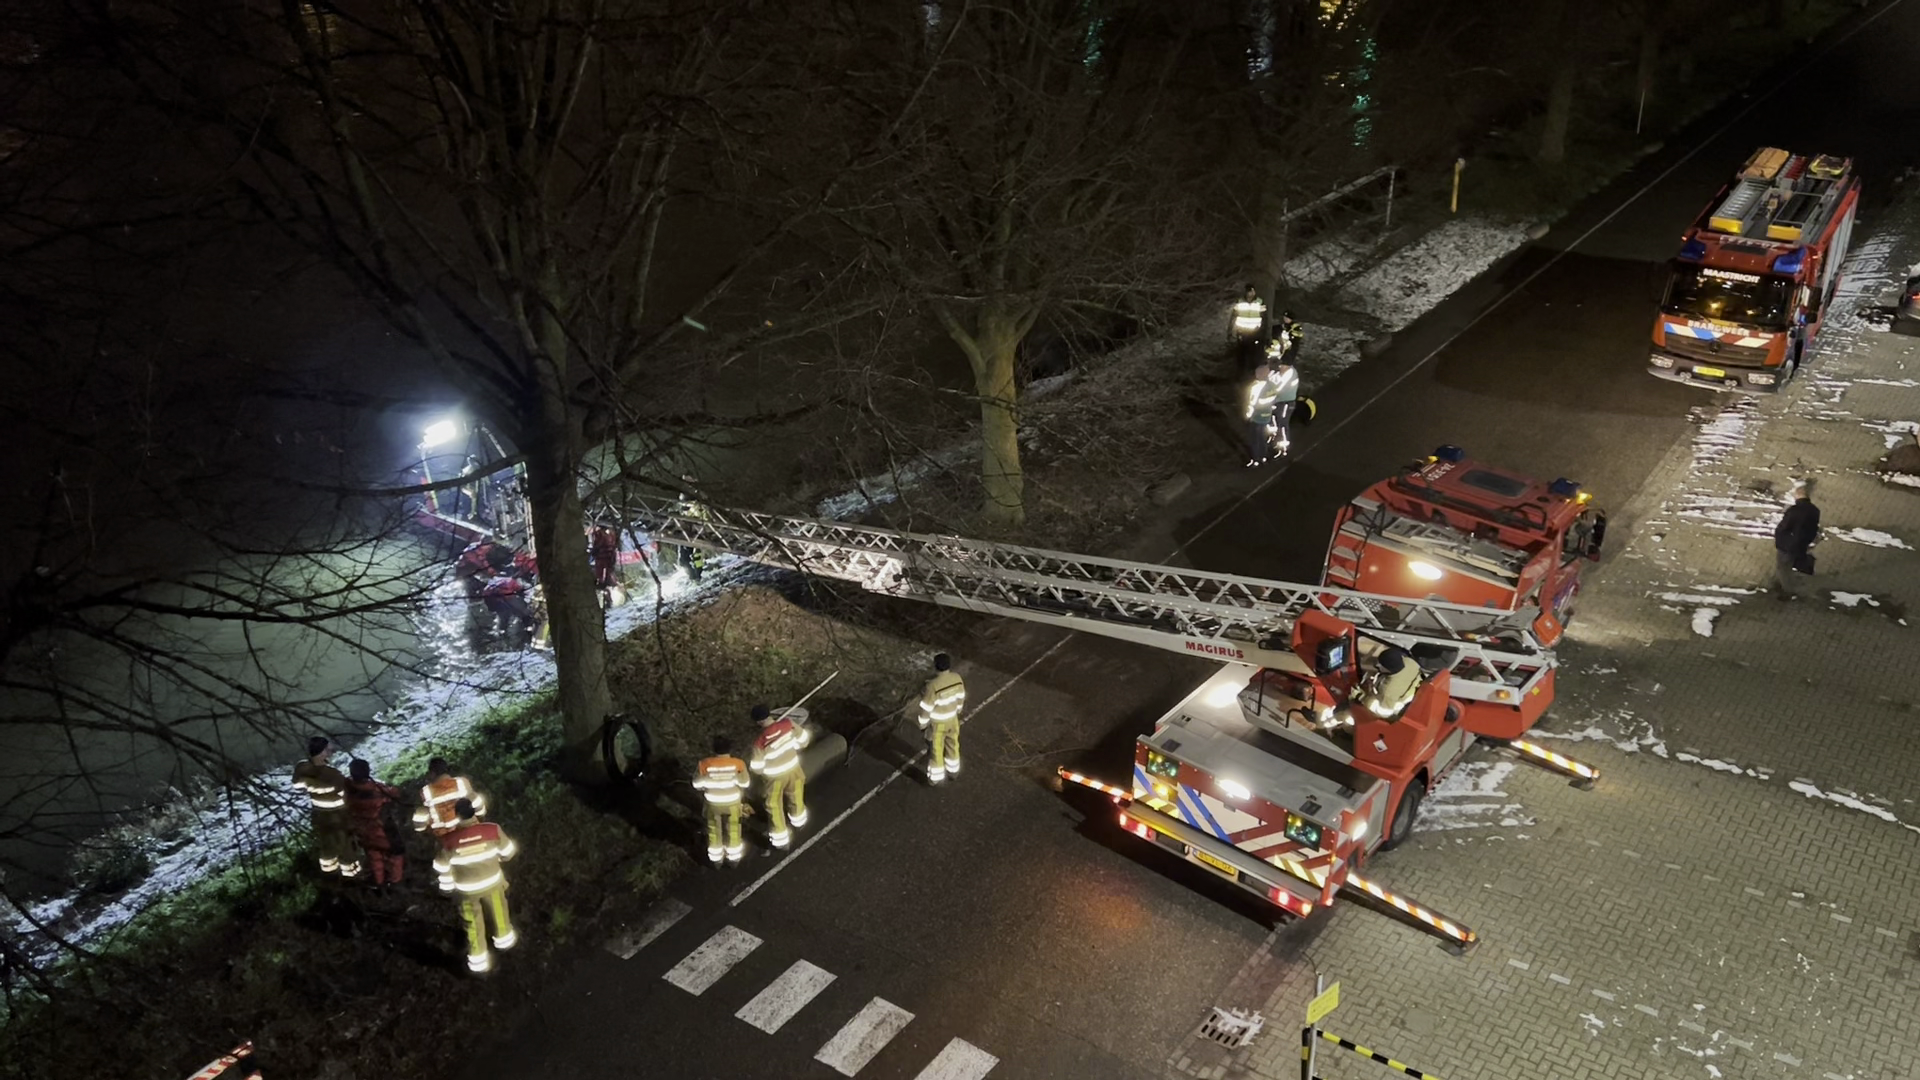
[1677, 238, 1708, 262]
[1433, 444, 1466, 462]
[1772, 247, 1806, 275]
[1548, 478, 1581, 497]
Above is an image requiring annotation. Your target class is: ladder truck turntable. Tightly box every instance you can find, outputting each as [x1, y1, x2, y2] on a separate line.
[636, 497, 1600, 949]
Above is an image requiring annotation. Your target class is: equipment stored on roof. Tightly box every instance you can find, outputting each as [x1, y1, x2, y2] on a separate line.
[635, 496, 1599, 948]
[1650, 147, 1859, 393]
[1322, 446, 1606, 646]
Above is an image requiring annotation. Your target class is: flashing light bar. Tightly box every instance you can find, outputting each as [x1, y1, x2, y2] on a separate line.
[1058, 767, 1132, 801]
[1508, 738, 1601, 785]
[1344, 871, 1478, 948]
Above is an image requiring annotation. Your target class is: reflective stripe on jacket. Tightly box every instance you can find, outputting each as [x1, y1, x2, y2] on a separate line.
[435, 821, 518, 894]
[919, 671, 966, 726]
[414, 775, 487, 832]
[694, 755, 752, 805]
[1269, 365, 1299, 403]
[1244, 376, 1281, 420]
[750, 718, 811, 777]
[1231, 299, 1267, 333]
[292, 760, 349, 811]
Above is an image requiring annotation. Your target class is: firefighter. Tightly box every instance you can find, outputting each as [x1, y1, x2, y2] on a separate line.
[692, 736, 751, 864]
[588, 520, 626, 607]
[344, 759, 408, 890]
[434, 797, 519, 974]
[1260, 344, 1302, 457]
[748, 704, 811, 849]
[290, 736, 360, 877]
[453, 540, 509, 599]
[413, 757, 488, 836]
[1272, 310, 1303, 361]
[673, 491, 710, 583]
[917, 653, 967, 784]
[1228, 284, 1268, 369]
[480, 562, 538, 644]
[1242, 363, 1283, 467]
[1360, 647, 1421, 718]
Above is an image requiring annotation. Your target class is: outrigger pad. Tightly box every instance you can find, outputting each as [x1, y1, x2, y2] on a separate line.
[1408, 642, 1459, 676]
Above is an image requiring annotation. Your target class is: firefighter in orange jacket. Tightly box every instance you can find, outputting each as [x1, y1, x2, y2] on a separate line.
[435, 798, 520, 974]
[749, 704, 811, 849]
[413, 757, 488, 836]
[291, 736, 359, 877]
[693, 736, 751, 864]
[345, 758, 407, 889]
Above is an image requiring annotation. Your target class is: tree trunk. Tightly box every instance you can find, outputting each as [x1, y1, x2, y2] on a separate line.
[973, 323, 1024, 528]
[524, 426, 614, 781]
[1537, 0, 1577, 165]
[1635, 20, 1658, 132]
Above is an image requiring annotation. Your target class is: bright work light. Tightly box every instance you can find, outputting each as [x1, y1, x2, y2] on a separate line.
[1408, 560, 1444, 581]
[421, 419, 460, 449]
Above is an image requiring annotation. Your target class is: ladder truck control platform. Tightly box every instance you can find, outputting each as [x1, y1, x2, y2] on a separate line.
[635, 496, 1599, 949]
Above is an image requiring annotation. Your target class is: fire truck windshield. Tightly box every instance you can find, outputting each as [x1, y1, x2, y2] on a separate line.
[1663, 264, 1794, 329]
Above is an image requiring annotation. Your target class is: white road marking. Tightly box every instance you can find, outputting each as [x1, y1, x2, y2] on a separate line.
[605, 897, 691, 960]
[912, 1038, 1000, 1080]
[730, 638, 1072, 909]
[736, 959, 838, 1034]
[815, 997, 915, 1077]
[662, 925, 762, 996]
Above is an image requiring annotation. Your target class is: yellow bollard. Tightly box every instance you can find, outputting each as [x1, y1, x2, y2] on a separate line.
[1450, 158, 1465, 214]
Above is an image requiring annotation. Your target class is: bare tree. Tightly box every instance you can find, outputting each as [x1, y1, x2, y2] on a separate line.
[821, 0, 1231, 527]
[82, 0, 879, 775]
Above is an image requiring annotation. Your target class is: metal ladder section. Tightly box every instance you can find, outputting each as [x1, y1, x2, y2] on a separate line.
[631, 498, 1555, 706]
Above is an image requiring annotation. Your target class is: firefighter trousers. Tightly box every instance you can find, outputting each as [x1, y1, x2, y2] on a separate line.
[457, 884, 516, 973]
[704, 801, 745, 864]
[763, 771, 808, 848]
[927, 720, 961, 782]
[311, 809, 361, 877]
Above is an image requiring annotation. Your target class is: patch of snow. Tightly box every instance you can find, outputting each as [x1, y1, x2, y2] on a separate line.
[1690, 608, 1719, 637]
[1861, 418, 1920, 450]
[1336, 218, 1532, 332]
[1829, 591, 1881, 609]
[1580, 1013, 1608, 1035]
[1687, 401, 1763, 474]
[1883, 472, 1920, 488]
[1787, 779, 1920, 836]
[1673, 752, 1763, 777]
[1852, 377, 1920, 387]
[1706, 1067, 1722, 1079]
[1686, 584, 1761, 595]
[1658, 591, 1740, 606]
[814, 443, 977, 519]
[1827, 527, 1912, 550]
[1413, 761, 1534, 833]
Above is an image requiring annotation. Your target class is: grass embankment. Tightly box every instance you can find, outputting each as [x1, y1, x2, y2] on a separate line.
[1, 584, 928, 1080]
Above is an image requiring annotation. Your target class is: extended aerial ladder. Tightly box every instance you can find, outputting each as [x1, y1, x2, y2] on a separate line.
[632, 497, 1596, 945]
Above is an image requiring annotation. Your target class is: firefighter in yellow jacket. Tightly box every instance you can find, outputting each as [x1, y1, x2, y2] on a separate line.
[918, 654, 967, 784]
[749, 704, 811, 849]
[291, 736, 360, 877]
[412, 756, 488, 837]
[434, 798, 519, 974]
[693, 736, 751, 865]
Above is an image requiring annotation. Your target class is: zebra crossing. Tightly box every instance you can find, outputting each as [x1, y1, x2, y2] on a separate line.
[618, 902, 998, 1079]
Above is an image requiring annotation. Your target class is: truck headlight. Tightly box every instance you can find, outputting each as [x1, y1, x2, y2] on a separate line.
[1747, 372, 1775, 386]
[1650, 356, 1675, 369]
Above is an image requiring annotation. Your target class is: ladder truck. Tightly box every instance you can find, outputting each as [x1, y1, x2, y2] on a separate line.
[634, 498, 1599, 949]
[1649, 146, 1860, 393]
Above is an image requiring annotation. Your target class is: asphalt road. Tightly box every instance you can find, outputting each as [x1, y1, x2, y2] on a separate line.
[478, 4, 1920, 1077]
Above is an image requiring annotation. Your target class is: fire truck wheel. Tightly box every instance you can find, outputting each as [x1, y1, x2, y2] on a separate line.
[1385, 782, 1423, 850]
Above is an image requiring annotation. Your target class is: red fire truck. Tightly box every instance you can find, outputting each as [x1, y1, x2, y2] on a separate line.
[1322, 446, 1606, 647]
[1648, 146, 1859, 393]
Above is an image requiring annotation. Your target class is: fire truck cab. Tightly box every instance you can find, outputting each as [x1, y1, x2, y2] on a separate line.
[1649, 146, 1859, 393]
[1323, 446, 1606, 647]
[1122, 610, 1479, 918]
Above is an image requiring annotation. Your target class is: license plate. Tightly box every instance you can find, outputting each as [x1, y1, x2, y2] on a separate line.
[1192, 848, 1237, 878]
[1692, 366, 1726, 379]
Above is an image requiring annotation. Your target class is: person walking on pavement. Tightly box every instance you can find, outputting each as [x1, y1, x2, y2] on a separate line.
[291, 736, 360, 878]
[414, 757, 489, 837]
[693, 736, 751, 865]
[918, 653, 967, 784]
[1228, 284, 1268, 370]
[749, 703, 811, 850]
[434, 798, 519, 974]
[1773, 479, 1821, 600]
[345, 759, 408, 890]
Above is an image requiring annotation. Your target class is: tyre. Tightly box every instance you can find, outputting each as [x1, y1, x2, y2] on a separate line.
[601, 713, 653, 785]
[1384, 780, 1423, 850]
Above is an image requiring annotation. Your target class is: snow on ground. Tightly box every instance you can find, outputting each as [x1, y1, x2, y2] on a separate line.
[1412, 760, 1534, 832]
[1689, 608, 1719, 637]
[1335, 219, 1532, 332]
[1861, 418, 1920, 449]
[1826, 526, 1912, 549]
[1657, 591, 1740, 606]
[1884, 472, 1920, 489]
[1788, 780, 1920, 835]
[813, 442, 978, 520]
[1829, 591, 1882, 608]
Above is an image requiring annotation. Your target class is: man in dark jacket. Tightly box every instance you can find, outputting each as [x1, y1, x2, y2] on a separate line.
[1772, 480, 1820, 600]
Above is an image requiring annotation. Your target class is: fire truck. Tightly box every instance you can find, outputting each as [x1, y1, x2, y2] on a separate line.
[1322, 446, 1606, 647]
[1649, 146, 1860, 393]
[638, 497, 1599, 949]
